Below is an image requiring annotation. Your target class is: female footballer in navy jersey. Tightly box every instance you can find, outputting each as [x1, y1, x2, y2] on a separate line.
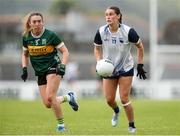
[21, 12, 78, 132]
[93, 6, 146, 133]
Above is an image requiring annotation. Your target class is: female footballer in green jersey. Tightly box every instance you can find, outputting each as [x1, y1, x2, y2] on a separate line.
[21, 12, 78, 132]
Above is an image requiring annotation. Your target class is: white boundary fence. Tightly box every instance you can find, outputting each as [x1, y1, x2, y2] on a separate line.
[0, 80, 99, 100]
[1, 80, 180, 100]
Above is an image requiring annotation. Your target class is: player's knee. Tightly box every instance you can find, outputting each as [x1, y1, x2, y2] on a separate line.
[45, 103, 51, 108]
[46, 95, 53, 108]
[121, 99, 128, 104]
[120, 96, 128, 104]
[107, 98, 114, 106]
[121, 100, 131, 107]
[47, 95, 53, 103]
[44, 102, 51, 108]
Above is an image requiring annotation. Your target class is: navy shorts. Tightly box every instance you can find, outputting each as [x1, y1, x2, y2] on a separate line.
[37, 66, 57, 86]
[104, 68, 134, 79]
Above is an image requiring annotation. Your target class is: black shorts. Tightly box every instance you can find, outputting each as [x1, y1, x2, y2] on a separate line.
[37, 66, 57, 86]
[104, 68, 134, 79]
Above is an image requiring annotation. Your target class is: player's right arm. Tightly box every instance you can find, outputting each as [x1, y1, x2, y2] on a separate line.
[94, 46, 102, 61]
[94, 30, 103, 61]
[21, 37, 29, 82]
[22, 49, 29, 68]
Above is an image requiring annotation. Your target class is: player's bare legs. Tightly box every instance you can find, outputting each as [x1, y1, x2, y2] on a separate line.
[38, 74, 65, 131]
[46, 74, 62, 118]
[103, 79, 120, 126]
[38, 74, 78, 132]
[119, 76, 136, 133]
[39, 85, 51, 108]
[46, 74, 66, 131]
[39, 86, 72, 108]
[103, 79, 118, 108]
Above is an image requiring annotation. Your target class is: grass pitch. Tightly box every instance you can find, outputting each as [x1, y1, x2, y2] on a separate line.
[0, 98, 180, 135]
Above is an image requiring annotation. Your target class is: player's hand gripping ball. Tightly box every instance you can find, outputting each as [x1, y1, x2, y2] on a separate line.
[96, 59, 114, 77]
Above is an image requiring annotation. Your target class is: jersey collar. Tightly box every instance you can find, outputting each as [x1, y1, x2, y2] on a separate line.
[106, 24, 121, 34]
[31, 27, 45, 38]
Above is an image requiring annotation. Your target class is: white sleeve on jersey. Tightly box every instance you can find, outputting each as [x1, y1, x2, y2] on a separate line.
[23, 46, 28, 51]
[56, 42, 65, 49]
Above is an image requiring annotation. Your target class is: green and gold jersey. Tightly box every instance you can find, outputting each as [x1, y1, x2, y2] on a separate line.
[22, 28, 63, 76]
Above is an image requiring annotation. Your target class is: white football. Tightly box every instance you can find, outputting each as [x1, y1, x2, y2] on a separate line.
[96, 59, 114, 77]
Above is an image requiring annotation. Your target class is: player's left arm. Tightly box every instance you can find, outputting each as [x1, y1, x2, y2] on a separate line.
[135, 41, 147, 79]
[56, 42, 69, 77]
[129, 28, 146, 79]
[53, 31, 69, 77]
[128, 28, 144, 64]
[52, 32, 69, 65]
[135, 40, 144, 64]
[56, 42, 69, 65]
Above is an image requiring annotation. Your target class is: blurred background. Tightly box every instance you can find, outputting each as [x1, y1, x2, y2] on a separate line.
[0, 0, 180, 100]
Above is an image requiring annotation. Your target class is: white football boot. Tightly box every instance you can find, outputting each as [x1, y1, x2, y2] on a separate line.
[128, 127, 136, 133]
[111, 113, 119, 127]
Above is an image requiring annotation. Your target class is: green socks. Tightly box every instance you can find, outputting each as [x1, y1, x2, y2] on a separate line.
[57, 118, 64, 125]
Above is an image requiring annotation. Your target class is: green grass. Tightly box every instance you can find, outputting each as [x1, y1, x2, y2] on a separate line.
[0, 99, 180, 135]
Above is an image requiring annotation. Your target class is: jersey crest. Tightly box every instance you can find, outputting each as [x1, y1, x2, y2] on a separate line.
[112, 37, 117, 44]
